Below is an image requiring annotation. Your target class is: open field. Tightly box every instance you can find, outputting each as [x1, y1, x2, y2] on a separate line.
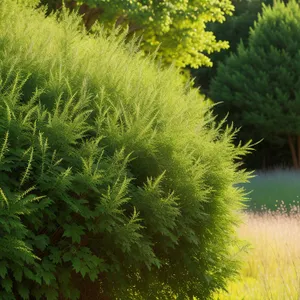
[215, 209, 300, 299]
[215, 170, 300, 299]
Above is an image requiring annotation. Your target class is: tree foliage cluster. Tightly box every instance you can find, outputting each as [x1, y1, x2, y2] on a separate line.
[211, 1, 300, 169]
[40, 0, 234, 68]
[0, 1, 250, 299]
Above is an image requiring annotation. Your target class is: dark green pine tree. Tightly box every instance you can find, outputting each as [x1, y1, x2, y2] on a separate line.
[191, 0, 273, 95]
[211, 0, 300, 169]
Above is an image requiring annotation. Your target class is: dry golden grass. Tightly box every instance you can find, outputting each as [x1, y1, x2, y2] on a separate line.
[215, 209, 300, 299]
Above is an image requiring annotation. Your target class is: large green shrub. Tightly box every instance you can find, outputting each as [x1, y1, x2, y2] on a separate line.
[0, 1, 250, 299]
[210, 0, 300, 169]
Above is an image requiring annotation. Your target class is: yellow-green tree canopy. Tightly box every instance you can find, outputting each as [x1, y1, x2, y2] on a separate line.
[41, 0, 234, 68]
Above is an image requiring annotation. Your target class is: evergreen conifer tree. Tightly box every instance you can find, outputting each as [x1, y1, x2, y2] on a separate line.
[192, 0, 272, 95]
[211, 0, 300, 168]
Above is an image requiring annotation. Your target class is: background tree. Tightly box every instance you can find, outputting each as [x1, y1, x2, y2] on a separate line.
[39, 0, 234, 69]
[210, 0, 300, 169]
[191, 0, 272, 95]
[0, 1, 250, 299]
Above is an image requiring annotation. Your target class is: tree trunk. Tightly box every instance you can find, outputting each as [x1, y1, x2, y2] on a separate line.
[262, 147, 266, 170]
[288, 135, 299, 168]
[70, 271, 111, 300]
[297, 135, 300, 167]
[79, 3, 103, 30]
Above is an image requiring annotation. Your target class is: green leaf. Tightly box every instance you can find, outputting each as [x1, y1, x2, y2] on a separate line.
[17, 284, 30, 299]
[24, 267, 39, 283]
[2, 277, 13, 292]
[0, 260, 8, 278]
[62, 252, 73, 263]
[34, 234, 49, 251]
[42, 271, 56, 285]
[72, 257, 82, 274]
[72, 258, 88, 277]
[12, 266, 23, 282]
[88, 270, 98, 281]
[49, 248, 62, 264]
[45, 288, 59, 300]
[63, 224, 85, 244]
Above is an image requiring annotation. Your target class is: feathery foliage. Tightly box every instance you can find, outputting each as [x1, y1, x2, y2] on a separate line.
[0, 1, 250, 299]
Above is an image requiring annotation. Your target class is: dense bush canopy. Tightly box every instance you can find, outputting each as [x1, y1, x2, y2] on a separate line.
[0, 1, 250, 299]
[210, 0, 300, 168]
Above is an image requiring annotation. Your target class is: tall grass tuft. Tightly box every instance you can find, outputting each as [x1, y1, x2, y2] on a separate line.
[215, 208, 300, 299]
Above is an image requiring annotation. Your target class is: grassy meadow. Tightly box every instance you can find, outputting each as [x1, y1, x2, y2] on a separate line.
[215, 170, 300, 299]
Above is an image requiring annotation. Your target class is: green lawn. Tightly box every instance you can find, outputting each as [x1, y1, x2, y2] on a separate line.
[243, 169, 300, 211]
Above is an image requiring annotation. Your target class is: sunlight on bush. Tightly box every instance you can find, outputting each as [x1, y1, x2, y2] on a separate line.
[0, 1, 251, 299]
